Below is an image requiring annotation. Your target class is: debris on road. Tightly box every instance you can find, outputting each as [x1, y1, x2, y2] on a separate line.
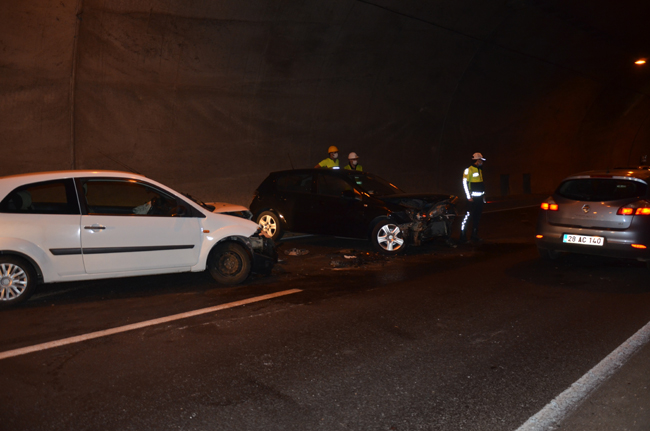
[284, 248, 309, 256]
[330, 249, 390, 269]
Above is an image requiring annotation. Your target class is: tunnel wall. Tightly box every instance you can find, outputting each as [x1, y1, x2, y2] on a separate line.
[2, 0, 650, 205]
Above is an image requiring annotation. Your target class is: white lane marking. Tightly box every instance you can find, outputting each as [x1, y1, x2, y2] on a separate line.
[516, 319, 650, 431]
[484, 204, 540, 213]
[0, 289, 302, 361]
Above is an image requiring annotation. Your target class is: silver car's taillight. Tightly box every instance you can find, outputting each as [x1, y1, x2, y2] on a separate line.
[540, 198, 558, 211]
[616, 200, 650, 216]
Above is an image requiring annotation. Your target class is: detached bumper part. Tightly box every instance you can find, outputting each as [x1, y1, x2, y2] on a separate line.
[249, 236, 278, 275]
[400, 218, 454, 246]
[426, 220, 450, 237]
[399, 198, 457, 246]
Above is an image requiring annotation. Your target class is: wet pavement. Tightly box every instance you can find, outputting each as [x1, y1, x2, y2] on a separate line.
[273, 194, 650, 431]
[1, 194, 649, 430]
[556, 333, 650, 431]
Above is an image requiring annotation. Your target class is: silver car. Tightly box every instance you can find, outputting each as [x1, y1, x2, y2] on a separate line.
[536, 168, 650, 267]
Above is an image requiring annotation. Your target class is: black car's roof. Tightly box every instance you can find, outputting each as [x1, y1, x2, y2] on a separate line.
[270, 168, 370, 177]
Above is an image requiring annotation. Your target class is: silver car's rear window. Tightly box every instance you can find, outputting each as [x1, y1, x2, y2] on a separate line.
[557, 178, 647, 202]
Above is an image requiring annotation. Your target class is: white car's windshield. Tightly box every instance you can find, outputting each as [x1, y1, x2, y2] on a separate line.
[182, 192, 215, 211]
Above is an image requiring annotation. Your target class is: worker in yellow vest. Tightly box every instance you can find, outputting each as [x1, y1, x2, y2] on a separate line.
[343, 152, 363, 171]
[460, 152, 486, 243]
[315, 146, 340, 169]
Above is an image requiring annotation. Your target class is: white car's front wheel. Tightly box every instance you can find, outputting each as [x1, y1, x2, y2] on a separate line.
[207, 242, 252, 285]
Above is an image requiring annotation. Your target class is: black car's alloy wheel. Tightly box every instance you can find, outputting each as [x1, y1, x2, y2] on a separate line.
[256, 211, 284, 241]
[371, 221, 407, 254]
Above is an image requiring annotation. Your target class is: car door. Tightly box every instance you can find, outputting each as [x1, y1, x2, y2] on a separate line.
[78, 178, 202, 274]
[314, 173, 367, 238]
[273, 172, 316, 233]
[0, 178, 85, 278]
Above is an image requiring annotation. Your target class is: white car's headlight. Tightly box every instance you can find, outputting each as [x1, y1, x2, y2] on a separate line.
[224, 210, 254, 220]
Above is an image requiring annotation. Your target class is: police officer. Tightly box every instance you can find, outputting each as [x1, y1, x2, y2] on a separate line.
[343, 152, 363, 171]
[460, 152, 486, 243]
[315, 146, 340, 169]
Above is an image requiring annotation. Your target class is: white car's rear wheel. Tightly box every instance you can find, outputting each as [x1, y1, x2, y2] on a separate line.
[0, 257, 37, 307]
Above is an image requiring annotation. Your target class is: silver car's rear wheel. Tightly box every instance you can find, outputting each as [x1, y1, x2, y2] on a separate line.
[256, 211, 284, 241]
[372, 221, 406, 255]
[0, 257, 36, 307]
[538, 247, 560, 261]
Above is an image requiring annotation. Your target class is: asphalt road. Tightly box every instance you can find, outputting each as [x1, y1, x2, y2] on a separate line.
[1, 206, 649, 431]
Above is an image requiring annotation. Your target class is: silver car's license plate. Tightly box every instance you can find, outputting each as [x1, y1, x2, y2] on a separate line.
[563, 234, 604, 246]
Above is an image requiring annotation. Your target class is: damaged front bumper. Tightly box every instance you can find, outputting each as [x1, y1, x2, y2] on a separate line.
[399, 198, 458, 246]
[247, 233, 278, 274]
[400, 219, 454, 246]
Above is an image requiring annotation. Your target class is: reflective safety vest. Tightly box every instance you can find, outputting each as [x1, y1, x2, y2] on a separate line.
[318, 158, 340, 169]
[462, 165, 485, 199]
[344, 163, 363, 171]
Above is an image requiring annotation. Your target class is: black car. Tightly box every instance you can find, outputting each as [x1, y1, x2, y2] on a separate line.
[249, 169, 457, 254]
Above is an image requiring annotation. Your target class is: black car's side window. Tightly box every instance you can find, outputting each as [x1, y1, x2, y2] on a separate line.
[81, 179, 180, 217]
[276, 173, 313, 193]
[316, 174, 352, 197]
[0, 179, 80, 215]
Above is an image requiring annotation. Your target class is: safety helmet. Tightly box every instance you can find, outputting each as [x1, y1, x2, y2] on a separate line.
[348, 152, 359, 160]
[328, 146, 339, 153]
[472, 152, 485, 161]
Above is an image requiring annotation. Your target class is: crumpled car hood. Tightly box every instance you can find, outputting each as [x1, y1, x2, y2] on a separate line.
[205, 201, 253, 220]
[380, 193, 456, 210]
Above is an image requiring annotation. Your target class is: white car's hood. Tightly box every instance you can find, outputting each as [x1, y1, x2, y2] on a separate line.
[206, 202, 249, 213]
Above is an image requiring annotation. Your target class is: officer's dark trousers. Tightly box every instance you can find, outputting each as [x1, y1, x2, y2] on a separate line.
[460, 198, 484, 241]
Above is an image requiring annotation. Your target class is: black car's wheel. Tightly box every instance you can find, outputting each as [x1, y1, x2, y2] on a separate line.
[371, 220, 407, 255]
[207, 242, 252, 285]
[0, 257, 37, 307]
[538, 247, 560, 261]
[256, 211, 284, 241]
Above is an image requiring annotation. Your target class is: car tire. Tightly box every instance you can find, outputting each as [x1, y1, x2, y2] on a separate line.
[0, 256, 37, 308]
[256, 211, 284, 241]
[538, 247, 560, 261]
[207, 242, 252, 285]
[371, 220, 407, 255]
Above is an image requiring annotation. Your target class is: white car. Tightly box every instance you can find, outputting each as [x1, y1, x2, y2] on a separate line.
[0, 170, 276, 307]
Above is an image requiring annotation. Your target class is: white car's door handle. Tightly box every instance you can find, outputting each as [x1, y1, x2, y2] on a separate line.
[84, 225, 106, 230]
